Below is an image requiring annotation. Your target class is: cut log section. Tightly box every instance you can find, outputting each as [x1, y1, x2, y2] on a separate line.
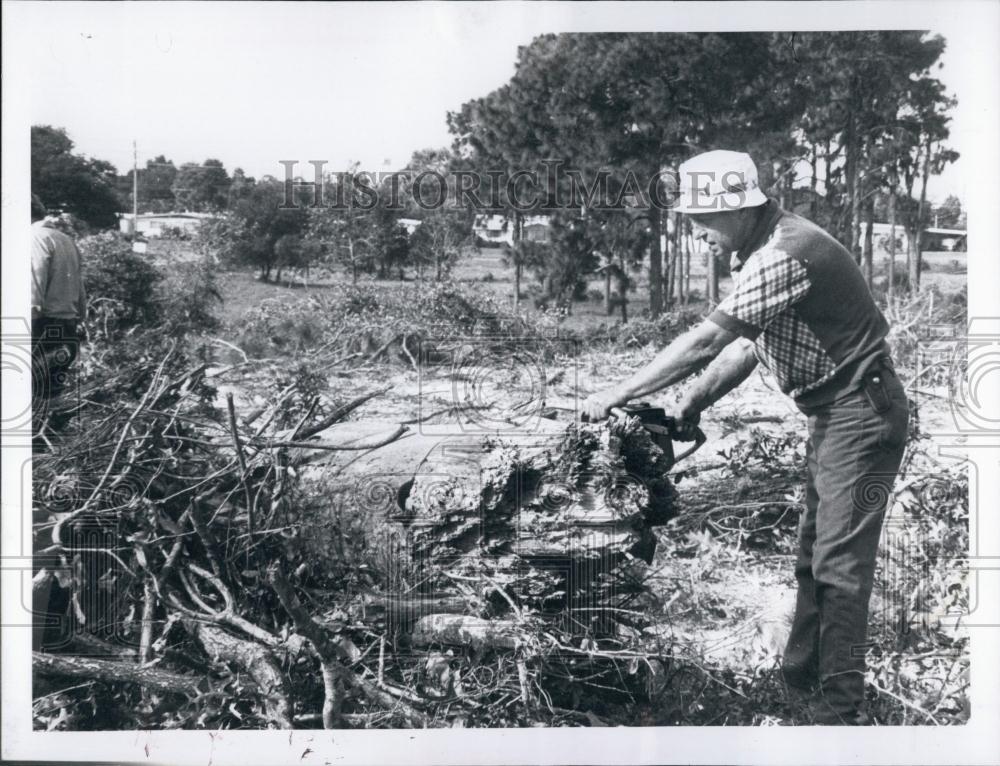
[293, 415, 677, 639]
[33, 651, 204, 697]
[410, 614, 526, 651]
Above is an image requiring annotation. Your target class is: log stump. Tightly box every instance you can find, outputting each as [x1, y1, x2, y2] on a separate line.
[293, 415, 677, 638]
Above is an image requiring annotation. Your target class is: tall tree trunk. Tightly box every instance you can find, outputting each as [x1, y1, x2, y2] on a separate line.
[777, 161, 786, 209]
[849, 132, 863, 265]
[844, 107, 857, 252]
[543, 273, 554, 301]
[824, 138, 833, 210]
[683, 229, 692, 307]
[863, 198, 875, 288]
[618, 256, 629, 324]
[512, 212, 522, 311]
[604, 262, 613, 316]
[514, 261, 521, 310]
[706, 249, 719, 306]
[906, 229, 918, 293]
[648, 210, 663, 318]
[809, 144, 819, 219]
[675, 215, 685, 307]
[887, 186, 897, 301]
[851, 173, 862, 265]
[910, 138, 932, 292]
[664, 215, 675, 310]
[348, 240, 358, 285]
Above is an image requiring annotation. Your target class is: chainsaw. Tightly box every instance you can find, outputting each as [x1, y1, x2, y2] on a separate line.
[606, 404, 706, 470]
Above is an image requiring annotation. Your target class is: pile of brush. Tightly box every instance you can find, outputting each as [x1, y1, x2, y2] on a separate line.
[32, 352, 676, 730]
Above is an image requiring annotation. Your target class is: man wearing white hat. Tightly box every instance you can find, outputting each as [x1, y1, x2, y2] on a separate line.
[583, 150, 909, 725]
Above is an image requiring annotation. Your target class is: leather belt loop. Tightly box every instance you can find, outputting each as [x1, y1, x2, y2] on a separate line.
[873, 355, 896, 380]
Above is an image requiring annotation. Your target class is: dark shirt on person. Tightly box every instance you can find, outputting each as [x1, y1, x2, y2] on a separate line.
[707, 199, 891, 408]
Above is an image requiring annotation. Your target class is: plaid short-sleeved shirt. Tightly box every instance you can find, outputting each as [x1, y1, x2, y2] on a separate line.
[707, 200, 891, 406]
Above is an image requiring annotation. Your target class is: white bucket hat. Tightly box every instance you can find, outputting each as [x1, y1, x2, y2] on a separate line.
[673, 150, 768, 214]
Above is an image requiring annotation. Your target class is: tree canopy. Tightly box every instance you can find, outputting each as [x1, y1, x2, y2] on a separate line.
[31, 125, 123, 229]
[449, 32, 958, 308]
[172, 159, 232, 212]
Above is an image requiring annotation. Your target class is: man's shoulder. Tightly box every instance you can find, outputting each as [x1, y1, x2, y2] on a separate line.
[778, 209, 845, 252]
[32, 222, 77, 249]
[750, 208, 848, 265]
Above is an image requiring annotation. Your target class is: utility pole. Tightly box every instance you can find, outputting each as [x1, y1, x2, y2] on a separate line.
[132, 140, 139, 233]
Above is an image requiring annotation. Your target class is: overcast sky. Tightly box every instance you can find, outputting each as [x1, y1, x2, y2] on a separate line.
[8, 2, 974, 203]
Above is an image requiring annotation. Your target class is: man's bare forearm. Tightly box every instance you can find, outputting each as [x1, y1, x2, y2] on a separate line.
[616, 320, 738, 401]
[677, 338, 758, 418]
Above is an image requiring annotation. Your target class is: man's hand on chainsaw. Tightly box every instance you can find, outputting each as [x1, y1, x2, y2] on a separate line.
[668, 405, 702, 440]
[581, 389, 630, 421]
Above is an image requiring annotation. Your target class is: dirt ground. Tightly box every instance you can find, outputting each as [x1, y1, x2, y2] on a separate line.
[223, 334, 964, 718]
[201, 244, 969, 725]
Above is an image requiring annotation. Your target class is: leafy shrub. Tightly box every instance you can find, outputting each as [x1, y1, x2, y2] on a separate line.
[80, 231, 221, 349]
[80, 232, 162, 340]
[157, 260, 223, 337]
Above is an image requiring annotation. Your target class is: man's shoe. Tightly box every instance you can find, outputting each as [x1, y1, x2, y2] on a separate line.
[780, 664, 818, 694]
[809, 696, 872, 725]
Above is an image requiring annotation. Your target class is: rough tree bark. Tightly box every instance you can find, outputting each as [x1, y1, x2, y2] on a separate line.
[888, 186, 897, 300]
[512, 211, 522, 311]
[617, 256, 629, 323]
[185, 621, 293, 729]
[863, 198, 875, 288]
[909, 137, 933, 292]
[291, 415, 676, 640]
[810, 144, 819, 220]
[604, 263, 613, 316]
[648, 210, 663, 317]
[706, 248, 719, 306]
[33, 652, 204, 697]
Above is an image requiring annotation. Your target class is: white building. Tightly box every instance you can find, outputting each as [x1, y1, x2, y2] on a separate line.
[119, 212, 215, 238]
[859, 223, 967, 254]
[472, 214, 550, 246]
[397, 218, 423, 235]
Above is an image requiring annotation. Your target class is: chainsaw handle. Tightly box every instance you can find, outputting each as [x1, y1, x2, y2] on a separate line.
[671, 425, 706, 464]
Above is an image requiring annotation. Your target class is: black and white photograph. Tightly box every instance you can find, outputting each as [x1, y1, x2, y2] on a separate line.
[2, 2, 998, 764]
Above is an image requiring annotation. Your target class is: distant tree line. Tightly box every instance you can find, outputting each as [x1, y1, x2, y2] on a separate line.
[30, 126, 476, 284]
[201, 156, 478, 284]
[448, 31, 960, 311]
[32, 32, 961, 301]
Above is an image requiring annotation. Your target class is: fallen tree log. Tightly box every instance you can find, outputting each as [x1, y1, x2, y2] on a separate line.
[346, 593, 475, 629]
[410, 614, 526, 651]
[33, 652, 202, 696]
[293, 415, 676, 635]
[268, 564, 428, 728]
[184, 620, 293, 729]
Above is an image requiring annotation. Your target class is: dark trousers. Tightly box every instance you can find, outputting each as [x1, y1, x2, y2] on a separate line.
[782, 360, 909, 723]
[31, 317, 79, 431]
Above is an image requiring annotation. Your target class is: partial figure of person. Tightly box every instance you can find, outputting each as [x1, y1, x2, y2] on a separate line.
[582, 150, 909, 725]
[31, 195, 86, 433]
